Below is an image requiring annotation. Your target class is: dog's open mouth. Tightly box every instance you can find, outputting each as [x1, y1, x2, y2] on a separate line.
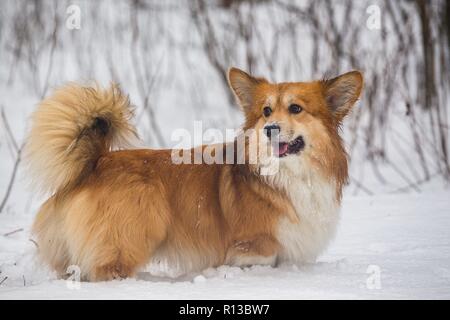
[273, 136, 305, 158]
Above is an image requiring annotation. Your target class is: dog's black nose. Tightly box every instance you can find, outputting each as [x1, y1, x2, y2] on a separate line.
[264, 124, 280, 138]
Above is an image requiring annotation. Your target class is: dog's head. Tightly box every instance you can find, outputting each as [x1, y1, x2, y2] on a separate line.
[228, 67, 363, 180]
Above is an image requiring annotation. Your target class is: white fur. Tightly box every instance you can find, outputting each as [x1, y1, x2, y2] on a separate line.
[271, 156, 340, 264]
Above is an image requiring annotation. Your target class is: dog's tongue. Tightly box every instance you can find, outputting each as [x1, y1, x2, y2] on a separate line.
[276, 142, 289, 157]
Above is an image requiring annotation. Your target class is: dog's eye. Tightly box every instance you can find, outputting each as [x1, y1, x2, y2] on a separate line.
[263, 106, 272, 117]
[288, 104, 303, 114]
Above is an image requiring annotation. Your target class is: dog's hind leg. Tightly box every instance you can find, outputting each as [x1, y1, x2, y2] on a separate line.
[87, 225, 168, 281]
[64, 187, 170, 282]
[32, 197, 71, 277]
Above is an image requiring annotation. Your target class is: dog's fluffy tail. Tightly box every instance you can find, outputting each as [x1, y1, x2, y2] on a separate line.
[24, 83, 138, 195]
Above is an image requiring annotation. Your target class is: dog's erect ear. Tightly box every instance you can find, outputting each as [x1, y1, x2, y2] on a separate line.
[228, 67, 267, 111]
[321, 71, 363, 121]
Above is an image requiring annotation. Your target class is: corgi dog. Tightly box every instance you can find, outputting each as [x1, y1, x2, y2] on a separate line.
[25, 68, 363, 281]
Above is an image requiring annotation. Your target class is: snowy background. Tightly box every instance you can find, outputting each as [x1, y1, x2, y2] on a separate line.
[0, 0, 449, 299]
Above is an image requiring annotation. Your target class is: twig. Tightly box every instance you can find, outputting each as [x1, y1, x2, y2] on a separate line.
[29, 238, 39, 249]
[3, 228, 24, 237]
[128, 3, 165, 147]
[349, 176, 374, 196]
[0, 277, 7, 286]
[389, 171, 440, 193]
[385, 158, 422, 193]
[39, 2, 59, 99]
[0, 144, 23, 214]
[0, 106, 24, 213]
[1, 107, 19, 153]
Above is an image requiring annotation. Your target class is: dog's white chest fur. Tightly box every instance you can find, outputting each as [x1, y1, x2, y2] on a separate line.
[274, 166, 340, 264]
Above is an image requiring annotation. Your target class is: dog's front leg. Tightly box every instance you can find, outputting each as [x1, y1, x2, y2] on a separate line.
[224, 235, 279, 268]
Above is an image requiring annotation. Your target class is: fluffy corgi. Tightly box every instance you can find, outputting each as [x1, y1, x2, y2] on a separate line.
[25, 68, 363, 281]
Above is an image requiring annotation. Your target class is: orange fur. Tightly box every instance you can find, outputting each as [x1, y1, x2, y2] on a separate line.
[26, 69, 363, 281]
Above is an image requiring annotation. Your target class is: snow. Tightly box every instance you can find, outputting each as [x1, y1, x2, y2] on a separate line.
[0, 0, 449, 300]
[1, 189, 449, 299]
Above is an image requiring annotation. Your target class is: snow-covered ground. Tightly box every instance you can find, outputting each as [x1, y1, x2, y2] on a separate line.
[0, 0, 449, 300]
[1, 188, 449, 300]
